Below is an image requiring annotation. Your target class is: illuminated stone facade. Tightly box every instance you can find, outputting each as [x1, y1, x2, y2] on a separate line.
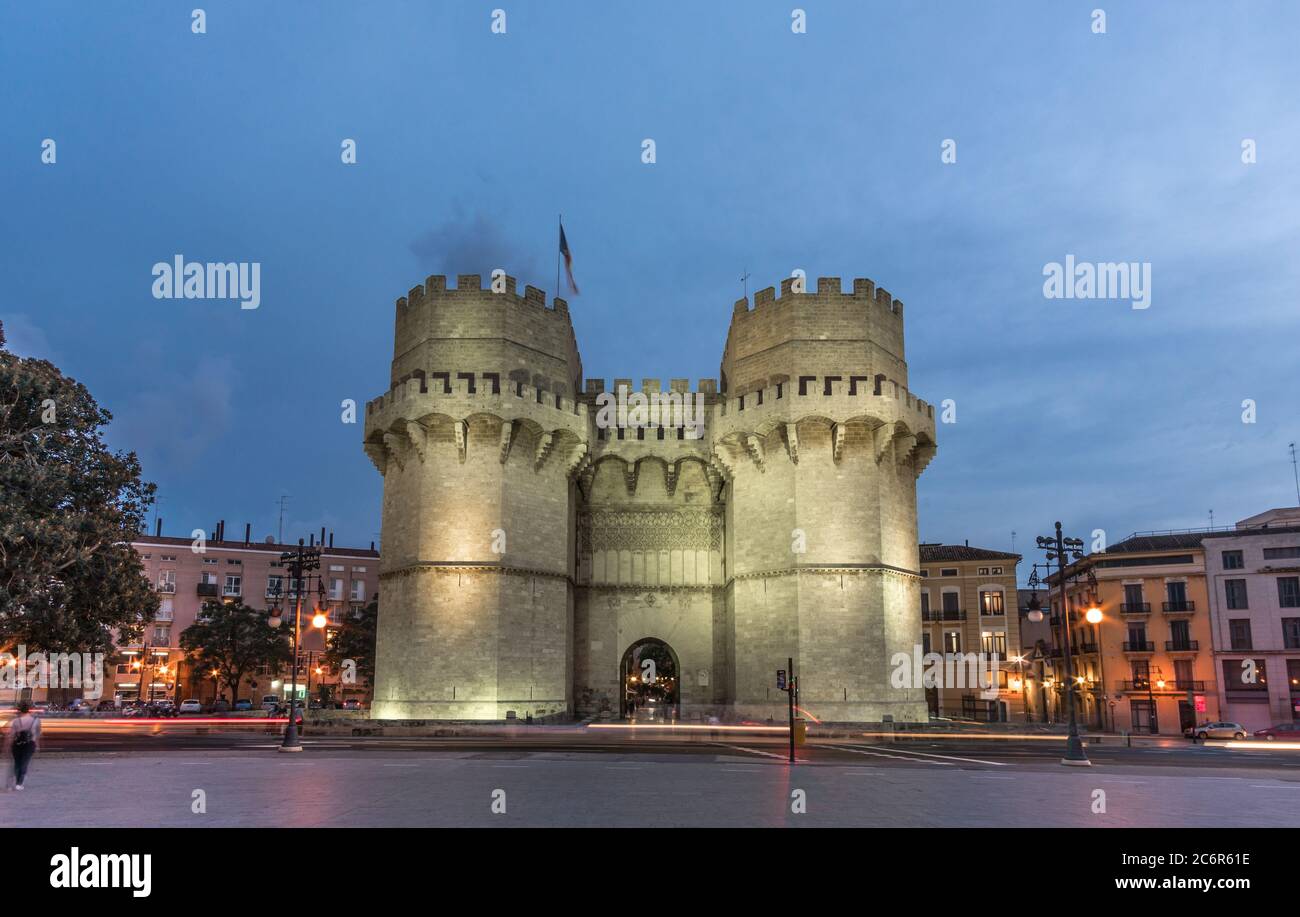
[363, 273, 937, 722]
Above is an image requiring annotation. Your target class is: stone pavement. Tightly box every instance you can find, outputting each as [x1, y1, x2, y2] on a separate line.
[3, 747, 1299, 827]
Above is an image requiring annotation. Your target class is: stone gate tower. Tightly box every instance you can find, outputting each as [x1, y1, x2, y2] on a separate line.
[364, 272, 937, 723]
[363, 275, 586, 719]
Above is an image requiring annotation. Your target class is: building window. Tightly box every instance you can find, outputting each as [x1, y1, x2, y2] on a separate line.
[1228, 619, 1253, 651]
[156, 598, 174, 622]
[203, 558, 217, 565]
[267, 575, 283, 598]
[978, 567, 990, 576]
[980, 590, 1005, 616]
[1222, 658, 1267, 694]
[158, 570, 176, 594]
[920, 591, 930, 617]
[1278, 577, 1300, 609]
[152, 626, 169, 644]
[350, 579, 366, 602]
[943, 631, 961, 654]
[329, 578, 344, 600]
[922, 632, 931, 654]
[1222, 550, 1244, 570]
[991, 566, 1003, 575]
[981, 631, 1007, 656]
[1130, 699, 1156, 732]
[1225, 579, 1248, 610]
[1263, 546, 1300, 560]
[223, 574, 242, 597]
[940, 568, 958, 577]
[1282, 618, 1300, 650]
[920, 569, 929, 578]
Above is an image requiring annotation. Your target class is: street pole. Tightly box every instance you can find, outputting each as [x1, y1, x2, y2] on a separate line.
[278, 540, 315, 753]
[787, 656, 795, 764]
[1052, 522, 1090, 766]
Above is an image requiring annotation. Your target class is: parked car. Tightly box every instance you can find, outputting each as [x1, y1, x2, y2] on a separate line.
[261, 694, 280, 712]
[178, 699, 204, 715]
[210, 698, 231, 714]
[96, 700, 117, 712]
[233, 698, 253, 711]
[341, 698, 363, 710]
[1187, 721, 1248, 740]
[1254, 723, 1300, 741]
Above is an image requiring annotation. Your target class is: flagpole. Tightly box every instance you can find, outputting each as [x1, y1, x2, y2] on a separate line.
[556, 214, 562, 299]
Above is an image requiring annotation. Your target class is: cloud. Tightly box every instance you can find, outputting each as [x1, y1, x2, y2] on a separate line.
[408, 208, 543, 288]
[115, 355, 237, 469]
[0, 313, 59, 362]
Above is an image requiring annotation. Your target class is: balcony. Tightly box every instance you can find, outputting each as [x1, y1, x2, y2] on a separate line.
[1165, 639, 1199, 652]
[1122, 641, 1155, 653]
[196, 582, 219, 597]
[1162, 600, 1195, 614]
[1120, 602, 1150, 615]
[1076, 641, 1099, 654]
[1120, 679, 1206, 693]
[922, 608, 966, 622]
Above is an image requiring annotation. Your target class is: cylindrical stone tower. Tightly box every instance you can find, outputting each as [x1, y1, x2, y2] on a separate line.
[713, 276, 938, 722]
[362, 274, 588, 720]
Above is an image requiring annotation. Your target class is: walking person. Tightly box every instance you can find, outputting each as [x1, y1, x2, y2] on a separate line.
[3, 701, 41, 790]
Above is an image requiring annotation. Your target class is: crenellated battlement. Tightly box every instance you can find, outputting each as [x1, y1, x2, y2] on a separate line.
[395, 273, 570, 316]
[365, 369, 590, 423]
[735, 275, 904, 318]
[580, 377, 721, 398]
[715, 372, 936, 431]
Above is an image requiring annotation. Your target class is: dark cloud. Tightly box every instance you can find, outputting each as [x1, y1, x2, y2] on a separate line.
[408, 209, 543, 289]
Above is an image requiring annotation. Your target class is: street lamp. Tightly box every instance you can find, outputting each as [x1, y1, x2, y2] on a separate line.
[1032, 522, 1092, 766]
[267, 540, 320, 753]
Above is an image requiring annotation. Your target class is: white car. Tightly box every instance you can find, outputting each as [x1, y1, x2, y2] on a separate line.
[178, 699, 203, 715]
[1189, 722, 1248, 740]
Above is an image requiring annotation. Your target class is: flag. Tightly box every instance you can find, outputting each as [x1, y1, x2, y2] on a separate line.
[559, 224, 579, 296]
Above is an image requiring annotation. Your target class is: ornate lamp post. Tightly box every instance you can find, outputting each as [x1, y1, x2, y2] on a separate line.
[268, 540, 320, 753]
[1028, 522, 1092, 766]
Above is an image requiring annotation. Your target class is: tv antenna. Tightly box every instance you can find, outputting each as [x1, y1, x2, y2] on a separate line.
[277, 494, 291, 544]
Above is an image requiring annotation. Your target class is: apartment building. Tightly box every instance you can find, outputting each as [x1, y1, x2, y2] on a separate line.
[918, 544, 1023, 722]
[123, 523, 380, 706]
[1048, 532, 1219, 735]
[1202, 507, 1300, 731]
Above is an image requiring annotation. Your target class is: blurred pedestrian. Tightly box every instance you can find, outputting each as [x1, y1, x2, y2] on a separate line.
[3, 701, 41, 791]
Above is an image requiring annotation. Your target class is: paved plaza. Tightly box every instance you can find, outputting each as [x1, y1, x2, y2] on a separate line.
[5, 743, 1299, 828]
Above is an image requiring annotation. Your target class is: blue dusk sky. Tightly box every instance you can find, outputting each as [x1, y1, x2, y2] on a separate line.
[2, 2, 1297, 570]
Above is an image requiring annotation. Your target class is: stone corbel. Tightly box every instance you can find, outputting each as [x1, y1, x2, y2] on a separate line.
[406, 422, 428, 463]
[535, 432, 554, 470]
[784, 423, 799, 464]
[894, 432, 917, 466]
[832, 423, 846, 463]
[382, 432, 408, 471]
[710, 444, 736, 481]
[565, 441, 589, 477]
[665, 461, 679, 497]
[453, 420, 467, 462]
[623, 459, 639, 495]
[873, 422, 894, 464]
[745, 434, 765, 472]
[363, 442, 388, 476]
[499, 421, 515, 465]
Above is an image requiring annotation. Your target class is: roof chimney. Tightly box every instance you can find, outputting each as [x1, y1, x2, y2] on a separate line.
[155, 518, 162, 537]
[244, 523, 251, 545]
[328, 531, 334, 548]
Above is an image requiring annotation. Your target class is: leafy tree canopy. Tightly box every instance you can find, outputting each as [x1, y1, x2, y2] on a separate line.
[0, 320, 157, 653]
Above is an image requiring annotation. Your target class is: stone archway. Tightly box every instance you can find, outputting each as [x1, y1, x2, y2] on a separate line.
[620, 638, 680, 721]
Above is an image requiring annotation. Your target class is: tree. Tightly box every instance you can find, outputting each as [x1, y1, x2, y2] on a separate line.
[179, 601, 292, 705]
[323, 598, 377, 701]
[0, 319, 157, 668]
